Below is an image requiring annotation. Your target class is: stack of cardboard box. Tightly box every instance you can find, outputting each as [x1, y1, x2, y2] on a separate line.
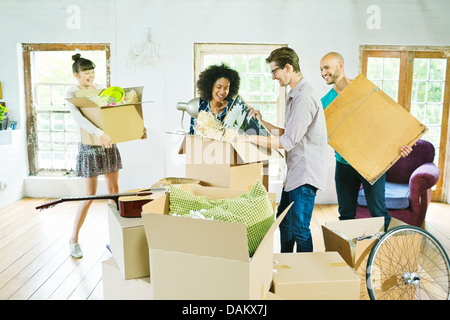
[101, 136, 362, 300]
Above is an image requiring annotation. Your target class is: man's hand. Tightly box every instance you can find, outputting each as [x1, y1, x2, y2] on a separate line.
[247, 106, 262, 122]
[400, 144, 414, 158]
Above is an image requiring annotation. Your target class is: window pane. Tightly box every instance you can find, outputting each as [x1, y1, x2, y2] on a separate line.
[367, 57, 383, 80]
[366, 57, 400, 101]
[36, 113, 50, 131]
[233, 55, 247, 73]
[413, 59, 429, 80]
[429, 59, 447, 81]
[411, 82, 427, 102]
[37, 85, 51, 105]
[383, 58, 400, 80]
[248, 55, 262, 73]
[249, 75, 262, 93]
[425, 103, 443, 125]
[381, 80, 398, 100]
[428, 82, 444, 102]
[410, 103, 425, 122]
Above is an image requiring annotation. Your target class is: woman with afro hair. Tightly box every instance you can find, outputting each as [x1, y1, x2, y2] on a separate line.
[190, 63, 240, 134]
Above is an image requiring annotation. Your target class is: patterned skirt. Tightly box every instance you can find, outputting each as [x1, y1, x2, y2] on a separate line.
[76, 143, 123, 178]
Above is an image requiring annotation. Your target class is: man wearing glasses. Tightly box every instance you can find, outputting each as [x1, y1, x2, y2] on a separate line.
[238, 47, 327, 252]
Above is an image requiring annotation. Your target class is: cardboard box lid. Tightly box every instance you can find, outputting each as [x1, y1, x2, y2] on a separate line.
[324, 74, 427, 185]
[66, 86, 151, 108]
[141, 186, 291, 262]
[178, 135, 283, 163]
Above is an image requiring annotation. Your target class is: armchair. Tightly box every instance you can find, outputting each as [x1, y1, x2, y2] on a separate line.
[356, 139, 440, 227]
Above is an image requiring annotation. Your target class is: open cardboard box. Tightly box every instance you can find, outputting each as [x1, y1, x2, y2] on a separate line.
[321, 217, 406, 299]
[178, 135, 283, 190]
[66, 86, 148, 145]
[271, 252, 360, 300]
[141, 184, 291, 300]
[324, 74, 427, 184]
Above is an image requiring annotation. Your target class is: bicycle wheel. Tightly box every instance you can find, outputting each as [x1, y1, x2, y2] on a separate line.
[366, 225, 450, 300]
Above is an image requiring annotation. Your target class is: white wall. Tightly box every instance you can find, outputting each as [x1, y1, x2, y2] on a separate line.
[0, 0, 449, 209]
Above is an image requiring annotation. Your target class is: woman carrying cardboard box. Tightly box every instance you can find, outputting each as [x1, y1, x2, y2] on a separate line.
[65, 54, 146, 258]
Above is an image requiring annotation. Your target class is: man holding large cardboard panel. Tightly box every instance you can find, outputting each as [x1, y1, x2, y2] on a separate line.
[320, 52, 425, 230]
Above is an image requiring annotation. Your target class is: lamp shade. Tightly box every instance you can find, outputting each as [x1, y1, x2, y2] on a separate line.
[176, 98, 200, 118]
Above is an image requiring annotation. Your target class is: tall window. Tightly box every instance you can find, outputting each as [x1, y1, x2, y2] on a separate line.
[194, 43, 287, 180]
[23, 43, 110, 175]
[361, 46, 450, 201]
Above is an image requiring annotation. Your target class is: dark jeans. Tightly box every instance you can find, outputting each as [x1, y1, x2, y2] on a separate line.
[335, 161, 391, 230]
[277, 184, 317, 252]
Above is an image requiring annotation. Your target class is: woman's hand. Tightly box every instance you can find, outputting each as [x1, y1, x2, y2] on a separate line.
[99, 133, 113, 148]
[141, 127, 148, 140]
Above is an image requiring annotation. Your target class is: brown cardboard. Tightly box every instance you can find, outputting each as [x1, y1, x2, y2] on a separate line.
[102, 258, 153, 300]
[321, 217, 406, 299]
[178, 135, 282, 190]
[324, 74, 428, 184]
[141, 184, 290, 300]
[271, 252, 360, 300]
[66, 86, 146, 145]
[107, 204, 149, 280]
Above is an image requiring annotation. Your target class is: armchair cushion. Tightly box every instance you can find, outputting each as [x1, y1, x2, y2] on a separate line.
[358, 182, 410, 209]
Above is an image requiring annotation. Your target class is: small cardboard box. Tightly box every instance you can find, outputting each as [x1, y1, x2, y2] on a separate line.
[324, 74, 427, 184]
[271, 252, 360, 300]
[107, 204, 149, 280]
[102, 258, 153, 300]
[321, 217, 405, 299]
[141, 184, 290, 300]
[66, 86, 146, 145]
[178, 135, 283, 190]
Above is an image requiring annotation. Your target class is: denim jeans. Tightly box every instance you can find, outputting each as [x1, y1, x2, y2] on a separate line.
[276, 184, 317, 252]
[335, 161, 391, 231]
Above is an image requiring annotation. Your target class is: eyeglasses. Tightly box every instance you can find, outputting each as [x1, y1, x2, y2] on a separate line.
[270, 65, 283, 76]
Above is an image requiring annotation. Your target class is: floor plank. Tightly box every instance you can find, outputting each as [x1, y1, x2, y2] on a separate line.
[0, 197, 448, 300]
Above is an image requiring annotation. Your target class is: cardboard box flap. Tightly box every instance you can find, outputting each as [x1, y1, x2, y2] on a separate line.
[142, 211, 250, 262]
[324, 217, 384, 239]
[321, 225, 355, 267]
[67, 86, 148, 108]
[324, 74, 427, 184]
[177, 135, 283, 163]
[252, 202, 292, 258]
[231, 140, 283, 163]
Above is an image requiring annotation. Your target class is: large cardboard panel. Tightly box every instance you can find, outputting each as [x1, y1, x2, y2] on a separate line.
[324, 74, 427, 184]
[272, 252, 360, 300]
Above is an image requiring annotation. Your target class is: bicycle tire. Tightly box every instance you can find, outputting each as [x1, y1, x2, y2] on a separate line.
[366, 225, 450, 300]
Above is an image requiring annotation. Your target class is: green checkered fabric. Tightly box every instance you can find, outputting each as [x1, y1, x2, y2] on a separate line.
[169, 180, 274, 256]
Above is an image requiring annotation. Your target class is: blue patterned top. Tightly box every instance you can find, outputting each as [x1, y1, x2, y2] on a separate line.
[189, 98, 234, 134]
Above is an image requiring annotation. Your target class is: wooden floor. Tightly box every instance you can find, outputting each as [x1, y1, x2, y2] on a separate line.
[0, 197, 449, 300]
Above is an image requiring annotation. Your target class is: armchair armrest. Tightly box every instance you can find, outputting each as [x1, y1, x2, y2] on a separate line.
[408, 162, 440, 226]
[409, 162, 440, 191]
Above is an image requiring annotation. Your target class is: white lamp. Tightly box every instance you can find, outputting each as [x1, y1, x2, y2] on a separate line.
[176, 98, 200, 133]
